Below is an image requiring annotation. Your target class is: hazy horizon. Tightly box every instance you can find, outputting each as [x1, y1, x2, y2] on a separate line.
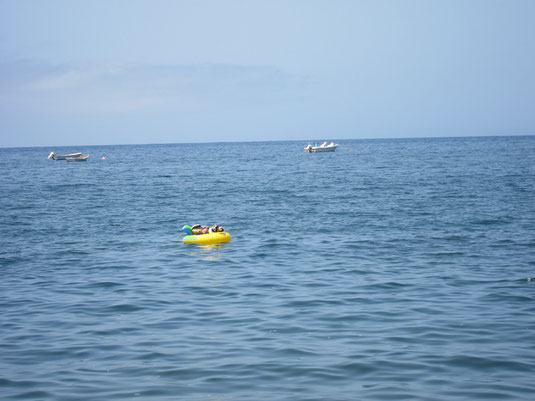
[3, 133, 534, 151]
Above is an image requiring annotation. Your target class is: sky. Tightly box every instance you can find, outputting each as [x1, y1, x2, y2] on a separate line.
[1, 0, 534, 147]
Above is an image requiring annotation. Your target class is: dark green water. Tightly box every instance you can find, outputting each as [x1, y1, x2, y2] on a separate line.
[1, 136, 535, 400]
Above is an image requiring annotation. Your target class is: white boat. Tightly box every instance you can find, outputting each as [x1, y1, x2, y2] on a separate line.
[48, 152, 82, 160]
[304, 141, 339, 152]
[66, 155, 89, 162]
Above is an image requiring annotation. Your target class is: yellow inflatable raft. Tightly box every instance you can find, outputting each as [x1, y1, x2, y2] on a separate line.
[182, 232, 231, 245]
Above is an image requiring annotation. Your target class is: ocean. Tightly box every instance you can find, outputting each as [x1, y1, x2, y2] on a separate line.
[1, 136, 534, 400]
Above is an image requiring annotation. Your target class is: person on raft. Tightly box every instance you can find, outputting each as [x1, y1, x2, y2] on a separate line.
[191, 224, 225, 235]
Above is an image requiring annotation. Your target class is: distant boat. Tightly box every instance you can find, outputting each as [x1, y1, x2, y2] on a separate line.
[304, 141, 339, 153]
[66, 155, 89, 162]
[48, 152, 82, 160]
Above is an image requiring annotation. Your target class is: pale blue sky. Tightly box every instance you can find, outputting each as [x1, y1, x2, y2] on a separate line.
[1, 0, 534, 147]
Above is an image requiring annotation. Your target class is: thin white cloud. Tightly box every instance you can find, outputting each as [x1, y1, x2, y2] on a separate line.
[25, 70, 84, 91]
[1, 61, 310, 116]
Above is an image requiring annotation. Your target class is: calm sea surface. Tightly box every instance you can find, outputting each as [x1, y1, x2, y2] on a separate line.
[1, 136, 535, 400]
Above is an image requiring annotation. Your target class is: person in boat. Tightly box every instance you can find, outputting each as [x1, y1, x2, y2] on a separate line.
[211, 225, 225, 232]
[190, 224, 225, 234]
[191, 224, 207, 235]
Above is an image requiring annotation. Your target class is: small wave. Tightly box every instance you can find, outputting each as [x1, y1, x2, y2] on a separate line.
[106, 304, 145, 313]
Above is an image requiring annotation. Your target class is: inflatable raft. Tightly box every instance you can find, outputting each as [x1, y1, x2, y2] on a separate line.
[181, 225, 231, 245]
[182, 232, 231, 245]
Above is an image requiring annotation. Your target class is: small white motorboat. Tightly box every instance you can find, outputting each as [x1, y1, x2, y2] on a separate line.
[48, 152, 82, 160]
[304, 141, 339, 152]
[66, 155, 89, 162]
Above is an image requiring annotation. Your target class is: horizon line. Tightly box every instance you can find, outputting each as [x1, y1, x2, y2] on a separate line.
[1, 133, 534, 150]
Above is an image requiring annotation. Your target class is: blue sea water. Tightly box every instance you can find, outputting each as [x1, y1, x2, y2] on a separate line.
[1, 136, 535, 400]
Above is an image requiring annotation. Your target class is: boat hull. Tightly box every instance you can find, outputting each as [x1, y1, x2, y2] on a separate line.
[305, 145, 338, 152]
[66, 155, 89, 162]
